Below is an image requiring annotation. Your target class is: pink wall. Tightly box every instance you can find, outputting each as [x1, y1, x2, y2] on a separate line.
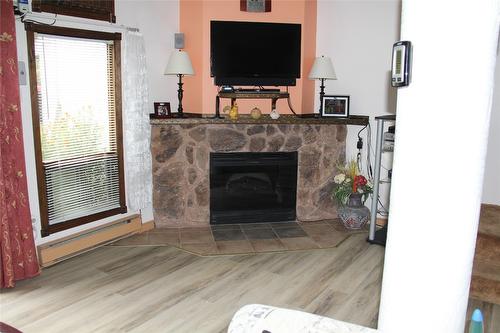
[180, 0, 204, 113]
[301, 0, 317, 113]
[180, 0, 317, 115]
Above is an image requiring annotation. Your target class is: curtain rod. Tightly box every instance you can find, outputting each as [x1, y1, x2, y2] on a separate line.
[19, 12, 140, 33]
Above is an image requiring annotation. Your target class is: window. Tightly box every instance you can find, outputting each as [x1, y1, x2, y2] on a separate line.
[26, 24, 126, 236]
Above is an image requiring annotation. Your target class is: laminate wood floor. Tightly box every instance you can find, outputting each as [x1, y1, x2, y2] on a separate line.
[0, 234, 384, 333]
[470, 204, 500, 304]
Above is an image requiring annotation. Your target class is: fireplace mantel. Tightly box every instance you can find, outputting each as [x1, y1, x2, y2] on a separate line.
[150, 114, 369, 126]
[150, 118, 354, 228]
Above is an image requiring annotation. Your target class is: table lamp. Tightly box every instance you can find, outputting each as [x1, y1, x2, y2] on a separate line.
[309, 56, 337, 115]
[164, 50, 194, 117]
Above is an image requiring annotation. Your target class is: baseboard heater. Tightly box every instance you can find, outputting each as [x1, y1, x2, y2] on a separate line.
[37, 214, 142, 267]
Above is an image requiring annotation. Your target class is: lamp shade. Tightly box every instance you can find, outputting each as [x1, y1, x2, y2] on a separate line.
[308, 56, 337, 80]
[164, 50, 194, 75]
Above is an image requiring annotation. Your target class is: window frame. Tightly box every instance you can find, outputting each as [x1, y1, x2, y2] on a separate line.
[26, 23, 126, 237]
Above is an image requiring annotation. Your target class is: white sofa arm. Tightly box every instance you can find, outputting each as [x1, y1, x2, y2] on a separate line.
[228, 304, 379, 333]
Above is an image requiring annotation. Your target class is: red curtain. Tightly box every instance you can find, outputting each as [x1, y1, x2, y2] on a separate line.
[0, 0, 40, 288]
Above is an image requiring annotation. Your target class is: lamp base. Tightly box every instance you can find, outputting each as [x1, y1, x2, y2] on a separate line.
[209, 114, 225, 119]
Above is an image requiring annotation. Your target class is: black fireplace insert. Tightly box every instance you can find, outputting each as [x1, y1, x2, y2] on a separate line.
[210, 152, 298, 224]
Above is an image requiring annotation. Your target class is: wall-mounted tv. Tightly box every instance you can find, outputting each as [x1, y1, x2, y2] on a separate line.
[210, 21, 301, 86]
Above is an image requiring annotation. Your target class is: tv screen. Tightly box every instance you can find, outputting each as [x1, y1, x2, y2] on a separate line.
[210, 21, 301, 86]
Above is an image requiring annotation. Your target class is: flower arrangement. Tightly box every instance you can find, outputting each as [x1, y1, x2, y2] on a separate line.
[332, 159, 372, 206]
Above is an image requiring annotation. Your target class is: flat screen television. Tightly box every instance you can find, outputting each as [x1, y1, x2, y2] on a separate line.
[210, 21, 301, 86]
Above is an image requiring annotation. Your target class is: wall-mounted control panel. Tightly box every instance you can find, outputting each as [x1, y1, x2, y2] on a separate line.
[14, 0, 31, 15]
[391, 41, 412, 87]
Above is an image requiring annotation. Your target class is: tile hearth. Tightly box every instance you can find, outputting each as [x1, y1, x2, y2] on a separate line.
[110, 220, 368, 256]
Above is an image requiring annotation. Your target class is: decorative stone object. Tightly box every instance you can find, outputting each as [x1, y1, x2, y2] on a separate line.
[222, 105, 231, 115]
[270, 108, 280, 120]
[151, 121, 347, 227]
[228, 103, 239, 120]
[251, 107, 262, 119]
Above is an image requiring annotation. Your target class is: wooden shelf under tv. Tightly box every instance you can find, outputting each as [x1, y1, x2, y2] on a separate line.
[218, 91, 289, 99]
[216, 91, 290, 117]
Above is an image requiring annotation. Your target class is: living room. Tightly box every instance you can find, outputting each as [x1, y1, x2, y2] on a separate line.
[1, 0, 499, 332]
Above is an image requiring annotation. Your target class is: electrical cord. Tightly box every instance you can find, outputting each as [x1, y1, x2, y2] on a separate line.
[16, 12, 28, 21]
[357, 125, 367, 140]
[285, 86, 297, 115]
[356, 124, 368, 172]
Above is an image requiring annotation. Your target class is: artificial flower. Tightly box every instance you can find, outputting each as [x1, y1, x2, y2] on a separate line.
[333, 173, 345, 184]
[332, 159, 372, 206]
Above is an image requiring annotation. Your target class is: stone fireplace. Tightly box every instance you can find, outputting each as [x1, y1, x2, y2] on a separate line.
[150, 116, 348, 228]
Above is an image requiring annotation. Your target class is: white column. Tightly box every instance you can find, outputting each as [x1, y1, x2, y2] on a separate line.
[378, 1, 500, 332]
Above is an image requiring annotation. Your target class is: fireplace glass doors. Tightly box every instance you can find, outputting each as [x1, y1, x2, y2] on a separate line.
[210, 152, 298, 224]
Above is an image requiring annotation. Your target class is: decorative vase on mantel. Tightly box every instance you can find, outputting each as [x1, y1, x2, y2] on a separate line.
[338, 193, 370, 230]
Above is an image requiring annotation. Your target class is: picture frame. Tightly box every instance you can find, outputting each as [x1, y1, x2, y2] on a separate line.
[321, 95, 350, 118]
[154, 102, 171, 117]
[240, 0, 271, 12]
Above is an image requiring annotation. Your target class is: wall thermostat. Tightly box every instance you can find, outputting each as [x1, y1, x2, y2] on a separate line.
[14, 0, 31, 14]
[391, 41, 412, 87]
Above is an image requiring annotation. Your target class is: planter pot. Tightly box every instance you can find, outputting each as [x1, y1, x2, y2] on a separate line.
[338, 193, 370, 230]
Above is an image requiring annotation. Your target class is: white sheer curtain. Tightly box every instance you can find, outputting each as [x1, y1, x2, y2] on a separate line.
[122, 30, 152, 212]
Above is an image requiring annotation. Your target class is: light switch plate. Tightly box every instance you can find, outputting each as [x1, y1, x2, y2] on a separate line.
[18, 61, 27, 85]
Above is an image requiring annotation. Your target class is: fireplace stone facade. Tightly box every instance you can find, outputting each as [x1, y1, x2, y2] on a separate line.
[151, 119, 347, 228]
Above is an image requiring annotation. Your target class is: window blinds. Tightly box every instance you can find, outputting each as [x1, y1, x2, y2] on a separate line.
[32, 0, 116, 23]
[34, 33, 121, 225]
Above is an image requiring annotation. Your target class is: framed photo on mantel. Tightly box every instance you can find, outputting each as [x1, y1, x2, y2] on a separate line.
[154, 102, 171, 117]
[321, 95, 350, 118]
[240, 0, 271, 12]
